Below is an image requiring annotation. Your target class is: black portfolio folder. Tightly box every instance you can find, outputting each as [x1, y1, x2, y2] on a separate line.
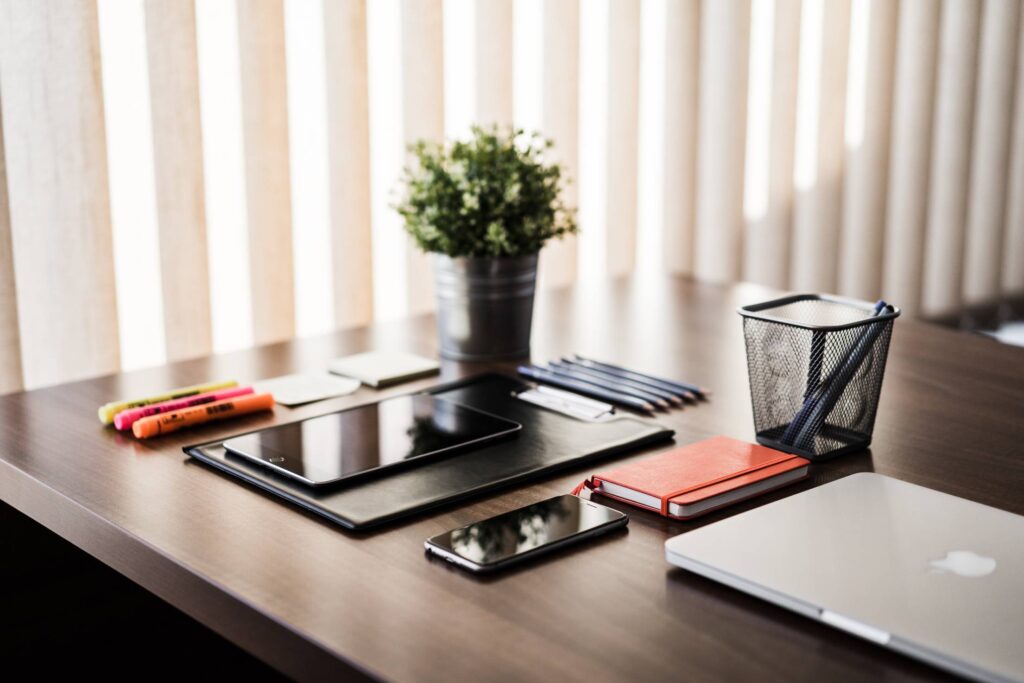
[185, 374, 674, 530]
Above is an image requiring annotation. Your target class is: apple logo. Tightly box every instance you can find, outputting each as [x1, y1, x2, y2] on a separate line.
[928, 550, 997, 578]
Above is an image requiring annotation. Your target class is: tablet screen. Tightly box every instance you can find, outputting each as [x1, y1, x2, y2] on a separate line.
[223, 394, 520, 486]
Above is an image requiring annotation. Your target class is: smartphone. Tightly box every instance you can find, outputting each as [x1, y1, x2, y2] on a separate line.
[223, 394, 520, 487]
[424, 494, 628, 573]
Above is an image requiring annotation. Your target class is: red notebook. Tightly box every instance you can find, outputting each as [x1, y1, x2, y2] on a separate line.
[572, 436, 810, 520]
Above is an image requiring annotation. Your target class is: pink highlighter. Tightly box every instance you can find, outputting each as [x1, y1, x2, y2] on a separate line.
[113, 386, 256, 431]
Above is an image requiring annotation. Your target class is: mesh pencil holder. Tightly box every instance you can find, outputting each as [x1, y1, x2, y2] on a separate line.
[738, 294, 900, 462]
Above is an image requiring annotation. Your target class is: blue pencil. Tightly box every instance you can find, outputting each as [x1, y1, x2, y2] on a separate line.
[545, 362, 671, 410]
[517, 365, 656, 413]
[556, 360, 686, 405]
[570, 356, 708, 399]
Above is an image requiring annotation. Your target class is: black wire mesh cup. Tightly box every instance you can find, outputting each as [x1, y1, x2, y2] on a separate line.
[738, 294, 900, 462]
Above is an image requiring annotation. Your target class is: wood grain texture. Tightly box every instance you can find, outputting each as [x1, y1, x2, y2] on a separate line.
[837, 0, 897, 301]
[962, 0, 1021, 305]
[324, 0, 374, 329]
[538, 0, 579, 288]
[400, 0, 443, 315]
[145, 0, 214, 361]
[2, 275, 1015, 682]
[604, 0, 640, 276]
[662, 0, 700, 276]
[237, 0, 296, 344]
[882, 0, 940, 317]
[791, 0, 851, 293]
[742, 0, 800, 289]
[921, 0, 981, 316]
[474, 0, 513, 127]
[0, 0, 120, 389]
[1003, 7, 1024, 295]
[694, 0, 751, 283]
[0, 88, 21, 394]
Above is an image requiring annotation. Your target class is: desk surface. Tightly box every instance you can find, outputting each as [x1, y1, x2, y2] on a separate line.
[2, 276, 1022, 682]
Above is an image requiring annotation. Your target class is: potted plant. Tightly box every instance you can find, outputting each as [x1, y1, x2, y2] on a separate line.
[395, 126, 577, 360]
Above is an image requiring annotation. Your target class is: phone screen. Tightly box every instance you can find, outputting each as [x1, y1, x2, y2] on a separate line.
[223, 394, 520, 486]
[428, 495, 626, 567]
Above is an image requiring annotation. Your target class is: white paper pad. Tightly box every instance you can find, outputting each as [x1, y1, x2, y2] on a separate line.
[255, 373, 361, 406]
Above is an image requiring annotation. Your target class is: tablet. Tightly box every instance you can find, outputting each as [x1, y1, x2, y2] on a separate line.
[223, 394, 520, 487]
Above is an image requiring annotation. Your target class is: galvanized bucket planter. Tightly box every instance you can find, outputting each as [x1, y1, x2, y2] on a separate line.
[433, 253, 538, 361]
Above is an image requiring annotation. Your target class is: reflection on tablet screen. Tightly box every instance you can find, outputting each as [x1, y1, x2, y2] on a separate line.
[223, 394, 520, 486]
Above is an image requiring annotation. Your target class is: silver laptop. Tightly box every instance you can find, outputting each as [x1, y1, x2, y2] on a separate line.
[665, 473, 1024, 682]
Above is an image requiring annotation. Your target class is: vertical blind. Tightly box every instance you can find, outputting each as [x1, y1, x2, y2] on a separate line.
[0, 0, 1021, 392]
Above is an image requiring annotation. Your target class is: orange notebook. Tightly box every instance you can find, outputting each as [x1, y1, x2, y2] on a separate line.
[571, 436, 810, 520]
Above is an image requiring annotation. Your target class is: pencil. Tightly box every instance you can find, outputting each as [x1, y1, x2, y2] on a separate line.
[517, 365, 656, 413]
[572, 356, 709, 399]
[545, 363, 672, 409]
[556, 359, 685, 406]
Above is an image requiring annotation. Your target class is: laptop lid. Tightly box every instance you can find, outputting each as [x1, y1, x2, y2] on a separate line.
[665, 473, 1024, 683]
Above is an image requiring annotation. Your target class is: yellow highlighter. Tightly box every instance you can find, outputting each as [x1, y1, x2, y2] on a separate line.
[98, 380, 238, 425]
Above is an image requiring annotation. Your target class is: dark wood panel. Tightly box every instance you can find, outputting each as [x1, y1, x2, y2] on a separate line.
[1, 276, 1021, 682]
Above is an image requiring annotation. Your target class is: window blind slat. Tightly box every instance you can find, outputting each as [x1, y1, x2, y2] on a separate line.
[921, 0, 982, 316]
[1003, 8, 1024, 296]
[791, 0, 851, 293]
[743, 0, 801, 288]
[237, 0, 296, 344]
[837, 0, 897, 301]
[475, 0, 513, 127]
[400, 0, 443, 314]
[962, 0, 1021, 306]
[662, 0, 700, 276]
[0, 0, 121, 388]
[881, 0, 940, 317]
[0, 103, 22, 394]
[695, 0, 752, 283]
[605, 0, 641, 276]
[325, 0, 374, 328]
[144, 0, 213, 361]
[538, 0, 579, 287]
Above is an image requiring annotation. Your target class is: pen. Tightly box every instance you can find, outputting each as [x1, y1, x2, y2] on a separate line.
[553, 360, 684, 406]
[781, 300, 893, 449]
[544, 363, 671, 410]
[132, 393, 275, 439]
[112, 386, 255, 431]
[571, 356, 709, 399]
[98, 380, 239, 425]
[517, 365, 656, 413]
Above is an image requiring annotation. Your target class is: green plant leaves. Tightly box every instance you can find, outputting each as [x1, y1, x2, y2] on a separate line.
[394, 126, 578, 258]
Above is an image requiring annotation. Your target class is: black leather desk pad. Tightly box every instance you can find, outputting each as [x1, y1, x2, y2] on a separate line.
[186, 374, 674, 530]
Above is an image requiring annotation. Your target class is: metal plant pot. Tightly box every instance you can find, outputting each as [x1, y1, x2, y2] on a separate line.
[433, 253, 538, 361]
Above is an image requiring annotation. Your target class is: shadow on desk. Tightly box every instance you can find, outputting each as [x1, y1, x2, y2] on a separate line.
[0, 501, 288, 680]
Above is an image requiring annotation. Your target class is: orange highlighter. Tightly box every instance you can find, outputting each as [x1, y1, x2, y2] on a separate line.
[132, 393, 275, 439]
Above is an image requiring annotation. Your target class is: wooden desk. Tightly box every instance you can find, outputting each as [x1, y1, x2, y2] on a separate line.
[2, 277, 1021, 682]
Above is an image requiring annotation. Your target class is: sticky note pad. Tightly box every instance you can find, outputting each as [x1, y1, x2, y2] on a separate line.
[327, 350, 440, 388]
[254, 373, 360, 407]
